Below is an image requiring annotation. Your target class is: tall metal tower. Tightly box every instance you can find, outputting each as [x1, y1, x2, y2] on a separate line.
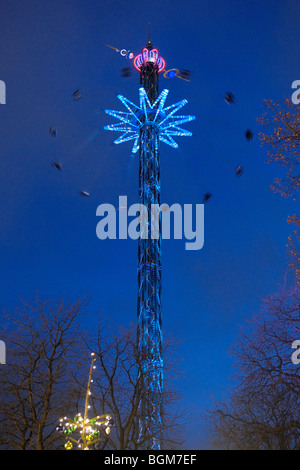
[104, 34, 195, 450]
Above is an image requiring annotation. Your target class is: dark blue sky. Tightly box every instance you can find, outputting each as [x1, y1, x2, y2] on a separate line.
[0, 0, 299, 448]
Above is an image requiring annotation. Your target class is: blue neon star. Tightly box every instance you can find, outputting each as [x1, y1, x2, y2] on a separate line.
[104, 87, 195, 153]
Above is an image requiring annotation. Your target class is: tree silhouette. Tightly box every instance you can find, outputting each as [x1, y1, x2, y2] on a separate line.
[208, 286, 300, 450]
[0, 296, 184, 450]
[258, 98, 300, 278]
[0, 295, 88, 450]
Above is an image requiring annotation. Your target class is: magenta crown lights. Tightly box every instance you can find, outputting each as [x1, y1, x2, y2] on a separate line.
[104, 40, 195, 154]
[133, 46, 166, 73]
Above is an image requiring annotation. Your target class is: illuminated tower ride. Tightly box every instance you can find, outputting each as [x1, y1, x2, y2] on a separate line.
[104, 35, 195, 450]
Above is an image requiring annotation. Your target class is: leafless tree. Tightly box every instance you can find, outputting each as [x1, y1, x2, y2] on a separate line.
[0, 297, 185, 450]
[0, 294, 88, 450]
[205, 100, 300, 449]
[258, 98, 300, 278]
[207, 287, 300, 450]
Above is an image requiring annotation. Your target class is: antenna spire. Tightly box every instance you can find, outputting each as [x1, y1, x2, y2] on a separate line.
[146, 22, 153, 49]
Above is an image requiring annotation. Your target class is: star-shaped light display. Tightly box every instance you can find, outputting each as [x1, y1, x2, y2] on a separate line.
[104, 87, 195, 153]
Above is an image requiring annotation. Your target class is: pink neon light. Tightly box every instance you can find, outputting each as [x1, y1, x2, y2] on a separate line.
[158, 57, 166, 73]
[133, 55, 142, 71]
[133, 49, 165, 73]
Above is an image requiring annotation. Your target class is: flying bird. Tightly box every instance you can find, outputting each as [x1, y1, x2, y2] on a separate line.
[79, 190, 90, 197]
[179, 69, 191, 81]
[72, 89, 82, 101]
[49, 127, 57, 137]
[203, 192, 212, 203]
[235, 165, 243, 176]
[121, 67, 131, 78]
[224, 92, 235, 104]
[52, 161, 62, 170]
[245, 129, 253, 141]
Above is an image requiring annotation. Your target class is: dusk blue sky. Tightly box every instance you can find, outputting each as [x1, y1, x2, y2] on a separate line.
[0, 0, 299, 449]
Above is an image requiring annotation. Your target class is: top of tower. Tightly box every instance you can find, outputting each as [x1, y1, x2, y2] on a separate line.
[146, 22, 153, 50]
[133, 24, 165, 73]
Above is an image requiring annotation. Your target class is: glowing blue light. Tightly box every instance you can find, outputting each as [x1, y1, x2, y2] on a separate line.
[104, 88, 195, 153]
[167, 70, 177, 78]
[159, 135, 178, 148]
[114, 133, 137, 145]
[152, 89, 169, 122]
